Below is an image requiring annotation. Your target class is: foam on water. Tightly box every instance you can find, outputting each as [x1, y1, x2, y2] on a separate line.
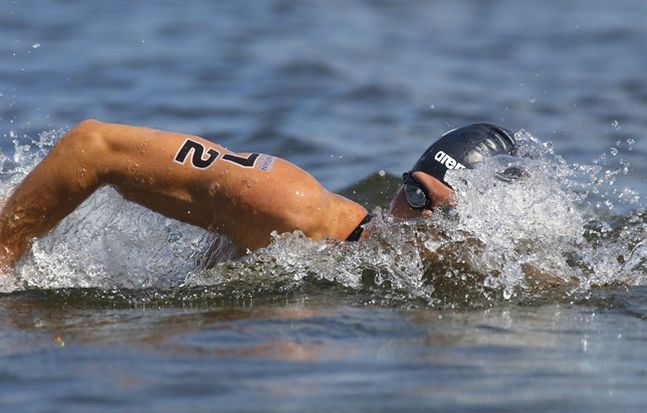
[0, 129, 645, 307]
[186, 130, 645, 306]
[439, 130, 645, 300]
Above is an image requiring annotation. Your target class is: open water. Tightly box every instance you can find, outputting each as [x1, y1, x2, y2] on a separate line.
[1, 1, 646, 412]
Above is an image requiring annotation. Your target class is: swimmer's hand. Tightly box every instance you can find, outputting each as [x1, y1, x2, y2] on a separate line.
[419, 235, 574, 295]
[520, 263, 575, 293]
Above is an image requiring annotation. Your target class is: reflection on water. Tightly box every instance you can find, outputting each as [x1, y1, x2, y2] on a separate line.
[3, 287, 646, 357]
[2, 288, 646, 411]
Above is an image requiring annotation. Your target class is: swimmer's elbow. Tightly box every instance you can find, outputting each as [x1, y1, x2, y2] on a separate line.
[67, 119, 105, 142]
[75, 118, 103, 129]
[62, 119, 109, 155]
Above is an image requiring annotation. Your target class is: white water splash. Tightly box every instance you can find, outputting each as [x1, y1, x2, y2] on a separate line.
[1, 129, 645, 306]
[188, 130, 646, 305]
[1, 130, 234, 292]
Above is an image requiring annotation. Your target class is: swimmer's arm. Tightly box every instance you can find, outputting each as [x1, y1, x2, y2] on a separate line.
[0, 120, 366, 273]
[0, 119, 267, 270]
[520, 263, 574, 293]
[0, 120, 127, 271]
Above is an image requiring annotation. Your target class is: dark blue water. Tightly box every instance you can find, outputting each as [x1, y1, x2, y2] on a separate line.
[1, 1, 646, 412]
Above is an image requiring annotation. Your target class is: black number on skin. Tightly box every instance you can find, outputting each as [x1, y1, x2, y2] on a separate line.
[174, 139, 220, 169]
[222, 153, 260, 168]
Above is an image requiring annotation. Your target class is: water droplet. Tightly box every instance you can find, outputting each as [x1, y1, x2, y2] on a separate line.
[378, 170, 385, 177]
[609, 147, 618, 156]
[53, 335, 65, 347]
[611, 120, 620, 129]
[32, 43, 41, 49]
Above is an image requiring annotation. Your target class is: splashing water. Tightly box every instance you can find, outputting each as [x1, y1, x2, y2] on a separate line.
[1, 130, 234, 293]
[0, 129, 645, 307]
[438, 130, 645, 302]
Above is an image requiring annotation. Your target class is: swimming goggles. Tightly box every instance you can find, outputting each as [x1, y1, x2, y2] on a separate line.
[402, 172, 432, 211]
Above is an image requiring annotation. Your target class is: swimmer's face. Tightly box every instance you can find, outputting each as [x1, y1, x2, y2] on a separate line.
[388, 171, 455, 219]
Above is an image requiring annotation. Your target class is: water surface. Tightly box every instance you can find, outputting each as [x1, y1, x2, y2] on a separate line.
[1, 1, 646, 412]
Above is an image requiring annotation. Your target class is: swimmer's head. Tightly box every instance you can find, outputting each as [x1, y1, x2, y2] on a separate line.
[394, 123, 517, 214]
[412, 123, 516, 187]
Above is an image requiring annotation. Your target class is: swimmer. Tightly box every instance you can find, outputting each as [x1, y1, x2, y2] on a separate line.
[0, 120, 515, 273]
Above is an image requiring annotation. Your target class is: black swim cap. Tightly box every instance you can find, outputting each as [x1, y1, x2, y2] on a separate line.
[411, 123, 517, 187]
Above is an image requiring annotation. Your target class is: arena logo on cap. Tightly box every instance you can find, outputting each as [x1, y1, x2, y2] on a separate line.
[434, 151, 466, 170]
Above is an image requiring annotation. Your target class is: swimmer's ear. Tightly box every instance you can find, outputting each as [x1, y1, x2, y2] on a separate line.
[494, 165, 529, 183]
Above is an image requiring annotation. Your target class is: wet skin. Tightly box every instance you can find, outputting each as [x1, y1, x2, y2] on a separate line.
[388, 171, 455, 221]
[0, 120, 454, 273]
